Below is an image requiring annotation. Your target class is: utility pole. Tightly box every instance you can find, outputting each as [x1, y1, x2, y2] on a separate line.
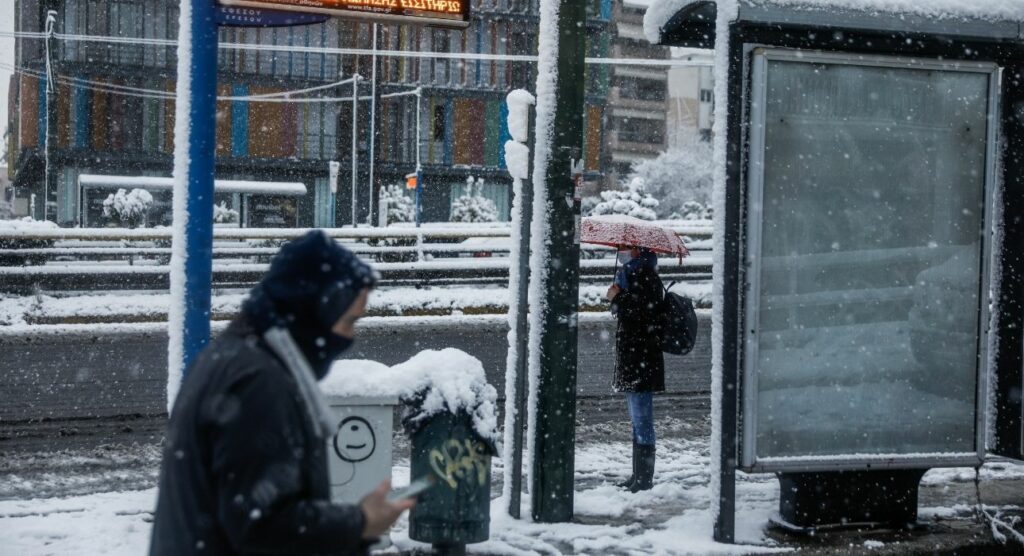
[350, 75, 360, 227]
[43, 9, 57, 223]
[530, 0, 587, 523]
[368, 23, 378, 225]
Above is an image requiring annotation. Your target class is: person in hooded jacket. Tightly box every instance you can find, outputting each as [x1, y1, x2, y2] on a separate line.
[606, 246, 664, 493]
[150, 231, 413, 556]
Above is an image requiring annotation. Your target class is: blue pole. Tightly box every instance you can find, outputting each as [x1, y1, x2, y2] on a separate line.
[175, 0, 218, 384]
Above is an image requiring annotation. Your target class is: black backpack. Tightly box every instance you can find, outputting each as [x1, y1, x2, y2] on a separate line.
[660, 281, 699, 355]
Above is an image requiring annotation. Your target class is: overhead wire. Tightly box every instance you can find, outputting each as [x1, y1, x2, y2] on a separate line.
[0, 29, 714, 68]
[0, 60, 366, 103]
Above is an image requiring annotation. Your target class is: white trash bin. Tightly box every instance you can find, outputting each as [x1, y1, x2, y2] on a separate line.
[325, 395, 398, 504]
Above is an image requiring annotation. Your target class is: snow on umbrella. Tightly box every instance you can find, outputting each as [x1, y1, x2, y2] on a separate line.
[581, 215, 689, 260]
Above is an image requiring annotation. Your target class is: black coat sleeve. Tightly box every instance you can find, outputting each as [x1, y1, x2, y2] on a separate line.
[206, 366, 367, 555]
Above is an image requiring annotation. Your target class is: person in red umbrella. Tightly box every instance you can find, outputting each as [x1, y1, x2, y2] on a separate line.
[606, 244, 665, 492]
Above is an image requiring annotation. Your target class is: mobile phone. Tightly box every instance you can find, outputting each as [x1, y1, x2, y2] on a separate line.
[386, 475, 436, 502]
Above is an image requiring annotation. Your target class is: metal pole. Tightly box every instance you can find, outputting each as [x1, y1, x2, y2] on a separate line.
[351, 75, 359, 227]
[415, 89, 422, 229]
[169, 0, 218, 391]
[43, 10, 57, 223]
[368, 23, 378, 225]
[507, 106, 534, 519]
[530, 0, 586, 523]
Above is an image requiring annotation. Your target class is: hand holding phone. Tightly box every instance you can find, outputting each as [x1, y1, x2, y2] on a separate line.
[386, 475, 436, 502]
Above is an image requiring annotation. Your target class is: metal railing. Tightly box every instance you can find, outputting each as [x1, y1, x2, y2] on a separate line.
[0, 222, 714, 293]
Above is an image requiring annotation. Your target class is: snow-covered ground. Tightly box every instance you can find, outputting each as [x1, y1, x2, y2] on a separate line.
[2, 428, 1021, 555]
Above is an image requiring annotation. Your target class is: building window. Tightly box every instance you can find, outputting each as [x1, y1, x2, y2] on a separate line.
[616, 76, 667, 102]
[616, 117, 665, 145]
[433, 105, 446, 142]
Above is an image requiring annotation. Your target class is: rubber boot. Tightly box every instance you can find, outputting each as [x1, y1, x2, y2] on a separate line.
[629, 444, 655, 492]
[617, 442, 638, 489]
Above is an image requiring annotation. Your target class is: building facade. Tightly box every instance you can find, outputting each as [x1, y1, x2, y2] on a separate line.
[605, 0, 671, 185]
[7, 0, 614, 227]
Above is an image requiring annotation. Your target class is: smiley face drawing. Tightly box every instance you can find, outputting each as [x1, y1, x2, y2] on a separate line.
[333, 416, 377, 463]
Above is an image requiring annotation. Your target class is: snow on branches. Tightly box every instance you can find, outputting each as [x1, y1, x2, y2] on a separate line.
[588, 178, 660, 221]
[450, 177, 499, 223]
[213, 202, 239, 224]
[629, 140, 714, 220]
[102, 188, 154, 228]
[380, 183, 416, 226]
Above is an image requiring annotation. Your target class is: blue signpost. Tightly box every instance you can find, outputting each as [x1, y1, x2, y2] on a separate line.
[174, 0, 219, 380]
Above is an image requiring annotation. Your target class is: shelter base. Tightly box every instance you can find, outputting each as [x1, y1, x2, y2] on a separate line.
[774, 469, 927, 532]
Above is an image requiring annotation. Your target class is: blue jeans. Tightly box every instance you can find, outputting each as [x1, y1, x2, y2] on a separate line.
[625, 392, 655, 446]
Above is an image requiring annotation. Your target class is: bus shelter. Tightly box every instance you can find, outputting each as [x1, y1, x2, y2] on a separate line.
[648, 0, 1024, 540]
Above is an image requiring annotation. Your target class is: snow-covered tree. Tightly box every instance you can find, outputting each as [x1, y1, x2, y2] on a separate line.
[102, 188, 153, 228]
[628, 139, 713, 220]
[380, 183, 416, 225]
[450, 177, 499, 223]
[589, 178, 660, 221]
[213, 201, 239, 224]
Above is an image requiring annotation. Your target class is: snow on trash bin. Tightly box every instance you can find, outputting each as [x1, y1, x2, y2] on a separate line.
[321, 348, 500, 548]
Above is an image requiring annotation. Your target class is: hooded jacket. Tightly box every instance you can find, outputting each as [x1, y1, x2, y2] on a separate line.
[150, 231, 377, 556]
[611, 250, 665, 393]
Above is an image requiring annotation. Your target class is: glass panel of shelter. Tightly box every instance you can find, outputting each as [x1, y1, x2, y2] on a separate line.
[742, 49, 998, 468]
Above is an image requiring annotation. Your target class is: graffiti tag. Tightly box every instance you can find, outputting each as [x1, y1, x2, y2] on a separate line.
[428, 439, 490, 489]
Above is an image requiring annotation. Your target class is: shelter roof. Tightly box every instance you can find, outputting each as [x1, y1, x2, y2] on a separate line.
[645, 0, 1024, 46]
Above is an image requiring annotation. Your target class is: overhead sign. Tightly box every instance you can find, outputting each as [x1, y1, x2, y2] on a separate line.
[218, 0, 470, 29]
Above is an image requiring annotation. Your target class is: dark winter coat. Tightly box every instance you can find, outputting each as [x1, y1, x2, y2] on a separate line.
[148, 318, 370, 556]
[151, 231, 378, 556]
[610, 254, 665, 393]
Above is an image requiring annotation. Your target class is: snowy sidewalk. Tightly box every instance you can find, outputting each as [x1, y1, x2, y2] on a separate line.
[2, 417, 1023, 555]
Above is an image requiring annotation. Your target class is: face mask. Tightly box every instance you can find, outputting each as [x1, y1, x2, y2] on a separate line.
[617, 251, 633, 265]
[307, 333, 354, 379]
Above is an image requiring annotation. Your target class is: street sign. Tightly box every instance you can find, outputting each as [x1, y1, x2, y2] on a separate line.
[218, 0, 470, 29]
[214, 5, 330, 26]
[405, 173, 418, 190]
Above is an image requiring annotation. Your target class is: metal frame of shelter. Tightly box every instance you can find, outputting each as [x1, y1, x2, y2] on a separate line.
[653, 0, 1024, 543]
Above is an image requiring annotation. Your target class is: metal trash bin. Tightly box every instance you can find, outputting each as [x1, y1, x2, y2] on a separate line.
[406, 409, 495, 555]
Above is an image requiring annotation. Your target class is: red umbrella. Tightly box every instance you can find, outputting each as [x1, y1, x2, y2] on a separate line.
[581, 215, 689, 260]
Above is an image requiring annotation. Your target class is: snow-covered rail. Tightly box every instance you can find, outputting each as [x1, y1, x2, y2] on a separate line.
[0, 222, 713, 241]
[0, 256, 715, 294]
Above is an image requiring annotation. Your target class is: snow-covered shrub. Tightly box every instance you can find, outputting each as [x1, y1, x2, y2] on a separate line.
[213, 201, 239, 224]
[590, 178, 660, 221]
[380, 183, 416, 226]
[102, 188, 154, 228]
[672, 200, 712, 221]
[450, 177, 499, 224]
[628, 139, 713, 220]
[581, 195, 600, 217]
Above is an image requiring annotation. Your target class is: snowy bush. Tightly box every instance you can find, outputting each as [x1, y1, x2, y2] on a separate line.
[450, 177, 499, 224]
[628, 139, 713, 220]
[102, 188, 154, 228]
[213, 201, 239, 224]
[673, 200, 712, 221]
[581, 195, 600, 217]
[589, 178, 660, 221]
[380, 183, 416, 225]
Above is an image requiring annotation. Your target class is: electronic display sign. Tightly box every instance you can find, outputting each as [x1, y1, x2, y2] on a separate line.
[218, 0, 470, 29]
